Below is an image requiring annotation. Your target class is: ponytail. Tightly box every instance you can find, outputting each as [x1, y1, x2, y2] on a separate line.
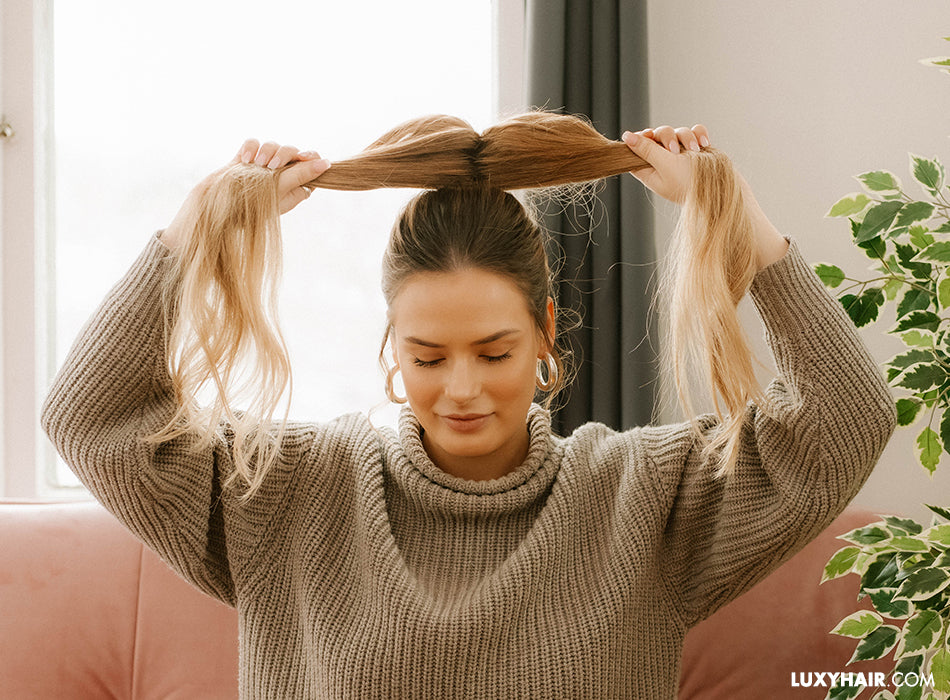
[148, 111, 763, 501]
[301, 112, 650, 191]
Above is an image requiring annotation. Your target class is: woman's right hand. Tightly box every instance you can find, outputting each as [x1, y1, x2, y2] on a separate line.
[160, 141, 332, 250]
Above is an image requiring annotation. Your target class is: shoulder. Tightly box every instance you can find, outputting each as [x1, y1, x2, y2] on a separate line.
[560, 419, 632, 464]
[559, 413, 724, 499]
[232, 411, 383, 499]
[289, 412, 389, 485]
[305, 411, 383, 457]
[561, 415, 711, 464]
[558, 418, 663, 486]
[237, 412, 386, 537]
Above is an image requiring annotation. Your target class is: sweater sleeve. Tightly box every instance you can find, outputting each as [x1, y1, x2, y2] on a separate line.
[644, 236, 897, 628]
[40, 234, 309, 607]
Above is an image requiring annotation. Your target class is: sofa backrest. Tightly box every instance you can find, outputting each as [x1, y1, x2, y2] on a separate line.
[0, 500, 238, 700]
[1, 500, 895, 699]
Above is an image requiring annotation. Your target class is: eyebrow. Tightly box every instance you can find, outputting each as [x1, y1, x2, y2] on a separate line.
[404, 329, 522, 348]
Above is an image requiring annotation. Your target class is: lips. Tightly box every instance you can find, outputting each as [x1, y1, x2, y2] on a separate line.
[441, 413, 492, 433]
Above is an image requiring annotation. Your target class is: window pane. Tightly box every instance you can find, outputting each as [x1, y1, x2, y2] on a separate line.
[51, 1, 493, 487]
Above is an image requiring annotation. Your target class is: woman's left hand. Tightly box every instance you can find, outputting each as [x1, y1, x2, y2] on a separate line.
[623, 124, 789, 269]
[621, 125, 710, 204]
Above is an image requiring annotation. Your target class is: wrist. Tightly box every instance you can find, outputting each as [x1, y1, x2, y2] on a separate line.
[750, 208, 788, 271]
[157, 226, 183, 251]
[754, 230, 789, 271]
[739, 180, 788, 271]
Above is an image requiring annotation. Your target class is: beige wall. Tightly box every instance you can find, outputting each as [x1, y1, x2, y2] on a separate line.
[646, 1, 950, 521]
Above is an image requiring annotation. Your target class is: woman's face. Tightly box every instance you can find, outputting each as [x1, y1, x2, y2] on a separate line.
[390, 267, 553, 481]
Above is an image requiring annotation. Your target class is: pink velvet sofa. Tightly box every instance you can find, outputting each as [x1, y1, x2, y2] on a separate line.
[0, 500, 891, 699]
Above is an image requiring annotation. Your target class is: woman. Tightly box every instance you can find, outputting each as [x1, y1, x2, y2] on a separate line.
[42, 115, 896, 698]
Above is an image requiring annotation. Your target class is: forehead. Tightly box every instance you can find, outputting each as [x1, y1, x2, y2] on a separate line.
[390, 268, 534, 341]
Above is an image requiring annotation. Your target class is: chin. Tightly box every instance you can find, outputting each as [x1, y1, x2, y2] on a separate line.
[439, 435, 501, 459]
[430, 423, 501, 455]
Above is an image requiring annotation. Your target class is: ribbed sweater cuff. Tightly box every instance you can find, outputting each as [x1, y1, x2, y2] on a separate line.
[748, 237, 842, 337]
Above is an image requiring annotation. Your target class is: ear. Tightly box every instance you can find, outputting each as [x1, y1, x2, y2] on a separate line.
[539, 297, 556, 356]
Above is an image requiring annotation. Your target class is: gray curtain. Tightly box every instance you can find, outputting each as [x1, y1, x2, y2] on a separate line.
[526, 0, 657, 435]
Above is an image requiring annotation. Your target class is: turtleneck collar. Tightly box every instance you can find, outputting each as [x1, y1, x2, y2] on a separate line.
[384, 403, 561, 517]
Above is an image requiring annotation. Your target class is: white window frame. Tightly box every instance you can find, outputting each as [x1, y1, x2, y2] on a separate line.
[0, 0, 57, 499]
[0, 0, 526, 499]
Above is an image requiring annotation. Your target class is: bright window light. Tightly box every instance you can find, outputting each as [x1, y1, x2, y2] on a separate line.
[51, 1, 493, 487]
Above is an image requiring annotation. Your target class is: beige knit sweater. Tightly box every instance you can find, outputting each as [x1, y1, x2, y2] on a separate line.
[42, 234, 896, 699]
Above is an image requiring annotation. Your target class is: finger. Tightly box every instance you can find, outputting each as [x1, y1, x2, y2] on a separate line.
[254, 141, 281, 167]
[295, 150, 323, 161]
[691, 123, 711, 148]
[652, 125, 679, 154]
[277, 157, 332, 195]
[621, 130, 674, 170]
[266, 144, 300, 170]
[235, 138, 260, 165]
[675, 126, 700, 153]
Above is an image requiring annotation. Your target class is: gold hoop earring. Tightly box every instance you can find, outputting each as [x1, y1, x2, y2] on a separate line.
[384, 363, 408, 404]
[536, 353, 558, 392]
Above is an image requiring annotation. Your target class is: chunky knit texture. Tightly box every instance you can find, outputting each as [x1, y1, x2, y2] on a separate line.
[42, 233, 896, 699]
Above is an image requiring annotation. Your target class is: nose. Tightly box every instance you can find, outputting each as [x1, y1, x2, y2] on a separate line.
[444, 358, 481, 404]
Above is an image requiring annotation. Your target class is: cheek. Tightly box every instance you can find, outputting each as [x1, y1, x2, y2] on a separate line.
[401, 366, 438, 402]
[494, 356, 539, 397]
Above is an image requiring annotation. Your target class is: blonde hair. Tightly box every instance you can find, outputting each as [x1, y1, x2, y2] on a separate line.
[149, 111, 763, 500]
[660, 150, 766, 477]
[148, 165, 291, 501]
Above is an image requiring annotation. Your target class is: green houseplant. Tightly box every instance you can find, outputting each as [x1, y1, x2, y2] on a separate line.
[815, 42, 950, 700]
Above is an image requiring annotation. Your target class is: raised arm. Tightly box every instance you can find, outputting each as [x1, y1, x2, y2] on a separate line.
[41, 142, 330, 605]
[621, 126, 897, 624]
[638, 235, 896, 626]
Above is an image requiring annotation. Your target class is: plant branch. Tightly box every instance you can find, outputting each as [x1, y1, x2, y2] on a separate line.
[840, 275, 934, 297]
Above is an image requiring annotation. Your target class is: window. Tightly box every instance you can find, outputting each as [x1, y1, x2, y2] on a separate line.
[0, 0, 525, 497]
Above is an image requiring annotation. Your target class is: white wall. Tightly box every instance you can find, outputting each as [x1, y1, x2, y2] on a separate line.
[647, 0, 950, 521]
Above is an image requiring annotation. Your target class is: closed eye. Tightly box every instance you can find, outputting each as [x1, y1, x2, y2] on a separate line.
[412, 357, 443, 368]
[411, 352, 512, 368]
[485, 352, 512, 363]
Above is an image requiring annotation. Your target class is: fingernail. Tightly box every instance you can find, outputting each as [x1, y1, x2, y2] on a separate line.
[254, 153, 268, 167]
[266, 156, 281, 169]
[623, 131, 639, 145]
[298, 150, 319, 159]
[314, 158, 331, 171]
[241, 151, 253, 164]
[689, 142, 700, 152]
[700, 135, 710, 148]
[670, 141, 680, 154]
